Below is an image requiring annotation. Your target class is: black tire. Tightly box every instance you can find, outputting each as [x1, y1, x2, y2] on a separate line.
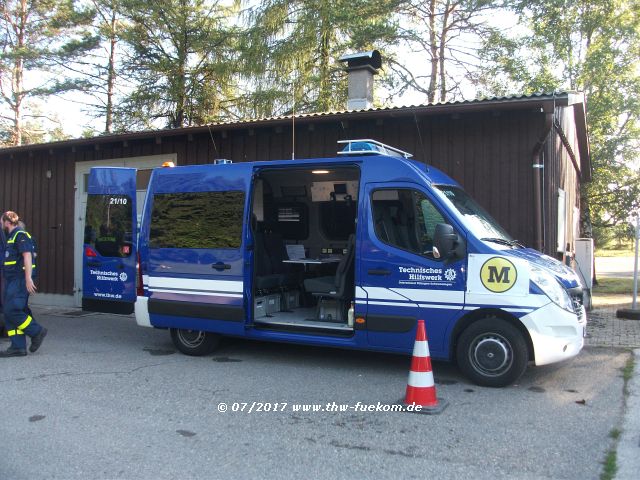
[456, 316, 529, 388]
[170, 328, 220, 356]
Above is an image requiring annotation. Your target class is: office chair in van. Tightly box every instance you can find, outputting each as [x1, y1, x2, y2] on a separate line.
[303, 234, 355, 322]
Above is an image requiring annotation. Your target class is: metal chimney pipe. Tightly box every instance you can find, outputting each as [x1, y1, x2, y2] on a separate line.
[339, 51, 382, 111]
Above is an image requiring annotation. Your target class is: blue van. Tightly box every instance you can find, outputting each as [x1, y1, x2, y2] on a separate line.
[82, 140, 586, 387]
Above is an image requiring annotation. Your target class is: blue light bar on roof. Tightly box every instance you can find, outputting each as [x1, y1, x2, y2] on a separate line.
[337, 139, 413, 159]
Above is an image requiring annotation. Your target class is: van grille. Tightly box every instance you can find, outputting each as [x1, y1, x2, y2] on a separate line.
[571, 293, 585, 322]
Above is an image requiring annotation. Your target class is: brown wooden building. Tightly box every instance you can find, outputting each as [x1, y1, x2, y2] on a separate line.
[0, 92, 590, 306]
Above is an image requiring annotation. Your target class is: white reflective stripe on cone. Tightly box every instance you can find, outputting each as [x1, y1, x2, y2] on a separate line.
[408, 370, 435, 388]
[412, 340, 430, 358]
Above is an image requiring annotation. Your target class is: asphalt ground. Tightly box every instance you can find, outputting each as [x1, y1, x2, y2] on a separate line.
[0, 308, 631, 480]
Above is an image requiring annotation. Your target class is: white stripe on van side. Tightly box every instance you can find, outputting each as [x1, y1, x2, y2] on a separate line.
[362, 287, 410, 301]
[417, 303, 464, 310]
[391, 288, 465, 303]
[355, 286, 367, 299]
[367, 301, 418, 308]
[464, 306, 536, 314]
[465, 293, 549, 309]
[150, 288, 243, 298]
[369, 300, 468, 310]
[148, 277, 243, 293]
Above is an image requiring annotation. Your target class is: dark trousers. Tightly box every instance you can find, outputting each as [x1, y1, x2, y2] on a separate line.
[2, 276, 42, 350]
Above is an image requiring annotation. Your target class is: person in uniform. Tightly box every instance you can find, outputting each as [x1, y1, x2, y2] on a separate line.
[0, 221, 5, 337]
[0, 211, 47, 357]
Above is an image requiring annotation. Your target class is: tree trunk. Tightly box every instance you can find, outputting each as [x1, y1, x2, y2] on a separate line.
[439, 0, 452, 102]
[105, 10, 117, 134]
[173, 16, 188, 128]
[427, 0, 438, 103]
[318, 8, 332, 112]
[12, 0, 28, 146]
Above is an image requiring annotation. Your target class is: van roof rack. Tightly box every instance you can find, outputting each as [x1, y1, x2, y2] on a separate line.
[337, 139, 413, 159]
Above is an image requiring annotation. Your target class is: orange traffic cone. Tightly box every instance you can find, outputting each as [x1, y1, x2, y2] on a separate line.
[401, 319, 448, 414]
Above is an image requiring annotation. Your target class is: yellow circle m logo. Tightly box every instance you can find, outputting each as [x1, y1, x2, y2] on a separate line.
[480, 257, 518, 293]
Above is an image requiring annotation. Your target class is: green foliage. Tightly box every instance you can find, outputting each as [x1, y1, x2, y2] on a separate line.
[594, 221, 637, 248]
[596, 244, 636, 256]
[474, 30, 561, 96]
[622, 354, 635, 382]
[593, 277, 635, 295]
[81, 0, 125, 134]
[600, 448, 617, 480]
[238, 0, 399, 117]
[477, 0, 640, 243]
[0, 0, 99, 145]
[114, 0, 240, 130]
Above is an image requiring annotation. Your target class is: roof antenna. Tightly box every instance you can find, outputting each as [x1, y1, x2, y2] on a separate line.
[413, 113, 429, 171]
[291, 71, 297, 160]
[207, 124, 219, 157]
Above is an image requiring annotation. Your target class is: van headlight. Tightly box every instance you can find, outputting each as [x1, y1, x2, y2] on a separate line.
[530, 266, 574, 312]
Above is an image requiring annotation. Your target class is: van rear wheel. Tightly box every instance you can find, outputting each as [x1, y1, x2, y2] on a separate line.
[456, 317, 528, 388]
[170, 328, 220, 356]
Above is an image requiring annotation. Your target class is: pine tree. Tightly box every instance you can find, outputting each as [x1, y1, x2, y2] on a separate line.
[239, 0, 399, 117]
[0, 0, 98, 145]
[82, 0, 124, 134]
[115, 0, 240, 130]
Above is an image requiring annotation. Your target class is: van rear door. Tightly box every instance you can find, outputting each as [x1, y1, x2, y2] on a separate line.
[82, 168, 137, 314]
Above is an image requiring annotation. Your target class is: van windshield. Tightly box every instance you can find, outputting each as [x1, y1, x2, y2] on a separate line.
[435, 186, 513, 242]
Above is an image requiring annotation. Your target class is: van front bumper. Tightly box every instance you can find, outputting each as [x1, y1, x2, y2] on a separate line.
[519, 302, 586, 366]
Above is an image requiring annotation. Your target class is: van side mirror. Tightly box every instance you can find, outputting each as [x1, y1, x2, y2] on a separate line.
[433, 223, 459, 260]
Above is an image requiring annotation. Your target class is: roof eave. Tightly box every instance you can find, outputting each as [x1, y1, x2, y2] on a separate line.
[0, 92, 577, 157]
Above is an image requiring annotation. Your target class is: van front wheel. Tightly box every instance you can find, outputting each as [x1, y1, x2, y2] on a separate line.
[456, 317, 528, 388]
[170, 328, 220, 356]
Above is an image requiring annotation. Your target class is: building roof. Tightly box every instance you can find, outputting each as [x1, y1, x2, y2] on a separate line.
[0, 92, 589, 172]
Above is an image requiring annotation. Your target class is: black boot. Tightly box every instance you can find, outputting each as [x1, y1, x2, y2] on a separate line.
[0, 346, 27, 357]
[30, 327, 47, 353]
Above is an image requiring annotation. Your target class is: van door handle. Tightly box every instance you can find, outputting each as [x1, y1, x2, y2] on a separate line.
[212, 263, 232, 271]
[86, 261, 101, 267]
[368, 269, 390, 276]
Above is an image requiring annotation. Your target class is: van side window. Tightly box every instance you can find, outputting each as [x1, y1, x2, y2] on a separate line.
[150, 191, 245, 249]
[372, 189, 445, 256]
[85, 194, 133, 257]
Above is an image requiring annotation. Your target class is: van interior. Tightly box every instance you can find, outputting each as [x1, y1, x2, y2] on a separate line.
[251, 166, 360, 334]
